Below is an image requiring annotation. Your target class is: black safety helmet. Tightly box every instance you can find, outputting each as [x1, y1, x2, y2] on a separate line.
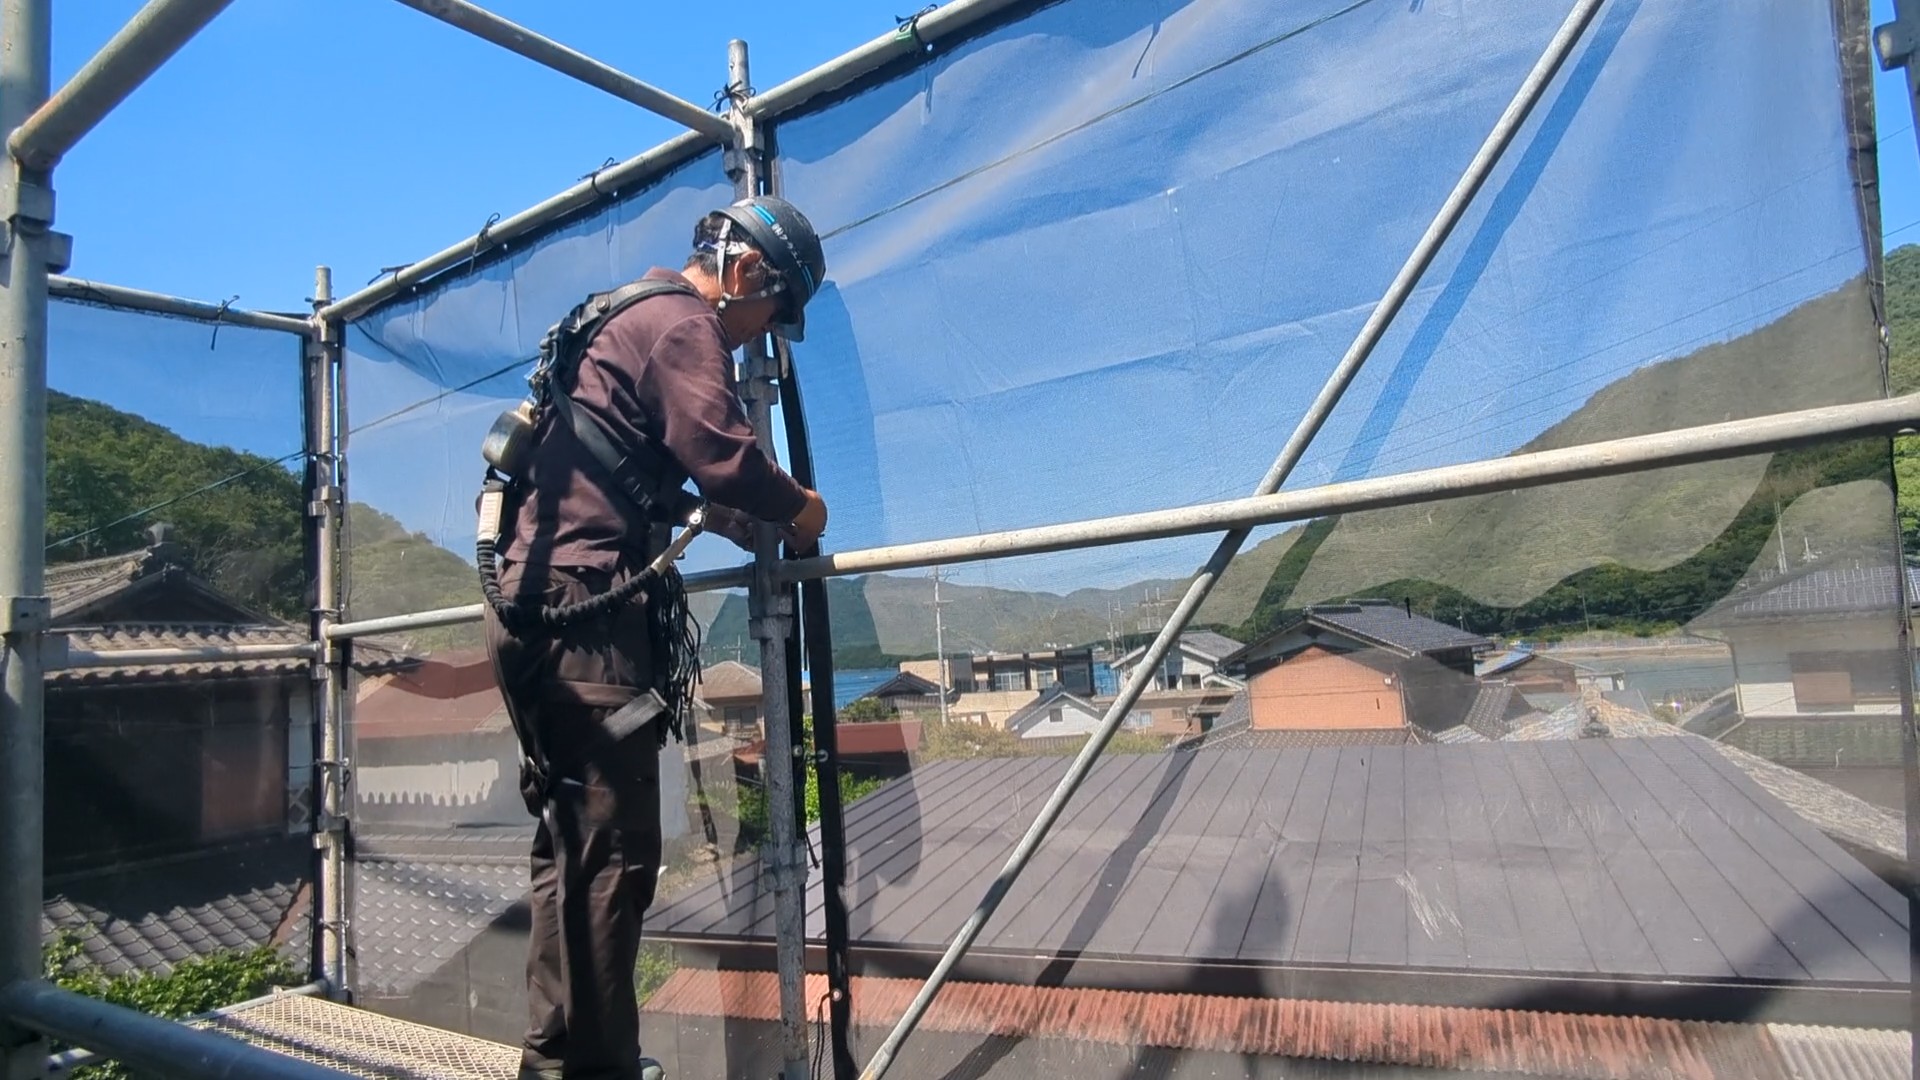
[699, 195, 826, 342]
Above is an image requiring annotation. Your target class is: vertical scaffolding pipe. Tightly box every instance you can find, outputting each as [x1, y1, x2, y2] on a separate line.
[857, 0, 1610, 1073]
[0, 0, 52, 1073]
[1873, 2, 1920, 1066]
[305, 267, 349, 1000]
[727, 38, 811, 1080]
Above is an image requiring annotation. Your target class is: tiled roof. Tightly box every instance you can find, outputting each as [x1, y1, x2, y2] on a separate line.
[48, 623, 410, 687]
[645, 969, 1912, 1080]
[41, 837, 310, 977]
[1460, 683, 1516, 739]
[1181, 631, 1244, 660]
[45, 548, 182, 619]
[1235, 601, 1493, 665]
[862, 670, 945, 700]
[1693, 561, 1920, 623]
[697, 660, 761, 702]
[1721, 716, 1906, 768]
[1429, 724, 1489, 744]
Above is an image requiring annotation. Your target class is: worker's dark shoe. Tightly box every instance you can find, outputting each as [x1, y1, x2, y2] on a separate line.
[639, 1058, 666, 1080]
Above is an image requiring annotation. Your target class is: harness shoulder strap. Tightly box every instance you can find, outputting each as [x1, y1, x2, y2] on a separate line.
[550, 278, 703, 523]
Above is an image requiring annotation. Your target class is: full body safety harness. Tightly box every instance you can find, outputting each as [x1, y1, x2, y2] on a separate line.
[475, 277, 712, 794]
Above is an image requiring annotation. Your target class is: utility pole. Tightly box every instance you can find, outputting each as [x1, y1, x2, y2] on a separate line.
[932, 567, 951, 726]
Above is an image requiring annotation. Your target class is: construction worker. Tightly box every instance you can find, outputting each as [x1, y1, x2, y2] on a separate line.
[482, 195, 829, 1080]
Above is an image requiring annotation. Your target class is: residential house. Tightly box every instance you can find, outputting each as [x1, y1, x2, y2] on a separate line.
[1110, 631, 1246, 692]
[1475, 646, 1626, 702]
[1218, 600, 1493, 739]
[926, 647, 1099, 697]
[853, 670, 954, 717]
[1685, 555, 1918, 813]
[1003, 683, 1150, 740]
[698, 660, 763, 736]
[43, 523, 408, 870]
[38, 525, 404, 983]
[350, 648, 523, 830]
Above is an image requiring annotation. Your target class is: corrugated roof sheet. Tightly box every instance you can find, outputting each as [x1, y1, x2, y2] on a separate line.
[645, 969, 1909, 1080]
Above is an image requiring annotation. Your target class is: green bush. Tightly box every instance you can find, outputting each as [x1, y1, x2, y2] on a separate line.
[43, 930, 302, 1080]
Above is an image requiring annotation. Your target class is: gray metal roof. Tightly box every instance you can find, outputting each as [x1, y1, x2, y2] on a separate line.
[646, 738, 1910, 1008]
[1247, 600, 1494, 660]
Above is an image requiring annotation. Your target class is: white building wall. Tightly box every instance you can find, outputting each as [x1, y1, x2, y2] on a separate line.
[1729, 620, 1903, 718]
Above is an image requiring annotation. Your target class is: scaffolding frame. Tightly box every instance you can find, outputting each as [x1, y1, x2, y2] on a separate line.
[0, 0, 1917, 1077]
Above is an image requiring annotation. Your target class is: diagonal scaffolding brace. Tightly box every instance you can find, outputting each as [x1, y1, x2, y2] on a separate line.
[8, 0, 235, 172]
[856, 0, 1613, 1073]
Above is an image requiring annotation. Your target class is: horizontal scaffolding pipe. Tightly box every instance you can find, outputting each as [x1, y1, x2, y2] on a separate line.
[52, 640, 316, 670]
[386, 0, 732, 142]
[318, 129, 709, 323]
[746, 0, 1027, 119]
[49, 275, 309, 335]
[783, 394, 1920, 582]
[7, 0, 234, 171]
[324, 394, 1920, 642]
[45, 980, 328, 1075]
[322, 564, 748, 640]
[0, 980, 348, 1080]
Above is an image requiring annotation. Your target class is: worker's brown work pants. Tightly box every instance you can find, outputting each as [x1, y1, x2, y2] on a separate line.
[483, 561, 663, 1080]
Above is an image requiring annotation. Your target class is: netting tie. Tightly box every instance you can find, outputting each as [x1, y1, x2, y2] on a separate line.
[209, 294, 238, 350]
[895, 5, 937, 50]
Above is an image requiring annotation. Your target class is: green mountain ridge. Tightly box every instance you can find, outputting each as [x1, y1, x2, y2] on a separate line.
[46, 253, 1920, 666]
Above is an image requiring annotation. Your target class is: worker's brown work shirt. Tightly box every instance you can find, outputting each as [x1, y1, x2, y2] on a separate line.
[503, 267, 807, 574]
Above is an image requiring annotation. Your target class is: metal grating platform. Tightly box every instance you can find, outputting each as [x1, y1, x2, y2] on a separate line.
[191, 994, 520, 1079]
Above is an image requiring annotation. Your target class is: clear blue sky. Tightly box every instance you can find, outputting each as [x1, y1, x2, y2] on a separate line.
[45, 0, 906, 311]
[37, 0, 1920, 307]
